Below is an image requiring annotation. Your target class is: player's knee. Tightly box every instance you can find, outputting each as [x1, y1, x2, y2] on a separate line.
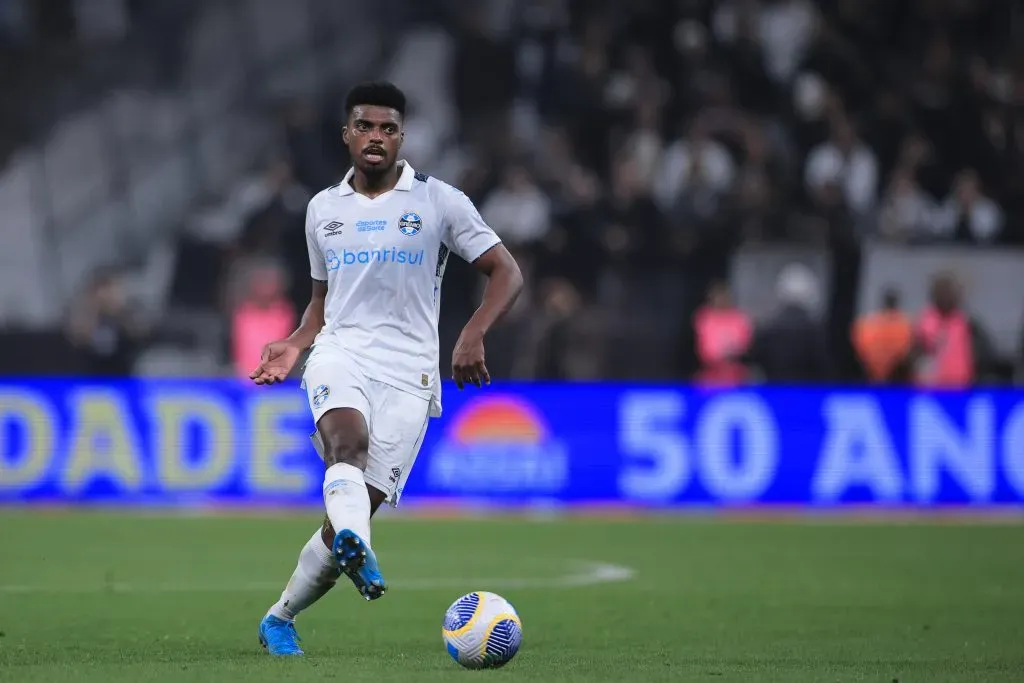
[317, 408, 370, 469]
[322, 435, 369, 469]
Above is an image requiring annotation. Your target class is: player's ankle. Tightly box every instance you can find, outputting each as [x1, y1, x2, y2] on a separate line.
[267, 606, 294, 622]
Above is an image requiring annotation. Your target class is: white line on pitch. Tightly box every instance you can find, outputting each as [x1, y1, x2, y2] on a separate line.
[0, 561, 635, 594]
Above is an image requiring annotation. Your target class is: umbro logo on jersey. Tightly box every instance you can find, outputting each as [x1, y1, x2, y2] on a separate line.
[323, 221, 344, 236]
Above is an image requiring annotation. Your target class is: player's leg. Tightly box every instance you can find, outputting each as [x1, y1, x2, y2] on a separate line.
[317, 382, 430, 599]
[318, 406, 372, 544]
[273, 516, 341, 617]
[315, 405, 388, 600]
[313, 484, 387, 597]
[259, 352, 375, 654]
[317, 485, 388, 549]
[262, 487, 385, 655]
[260, 520, 339, 656]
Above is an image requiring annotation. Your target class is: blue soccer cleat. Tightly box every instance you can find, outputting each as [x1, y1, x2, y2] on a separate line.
[258, 614, 303, 656]
[332, 528, 387, 600]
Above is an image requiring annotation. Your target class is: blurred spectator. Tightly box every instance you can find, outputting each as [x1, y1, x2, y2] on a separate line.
[693, 281, 752, 386]
[515, 278, 605, 380]
[915, 272, 972, 387]
[893, 132, 949, 201]
[654, 119, 736, 213]
[618, 102, 665, 190]
[399, 102, 443, 170]
[600, 155, 667, 284]
[543, 13, 615, 176]
[804, 113, 878, 218]
[712, 0, 817, 86]
[673, 19, 728, 118]
[480, 164, 551, 250]
[932, 169, 1004, 244]
[864, 90, 917, 179]
[65, 268, 148, 376]
[748, 263, 830, 382]
[533, 129, 607, 297]
[284, 100, 340, 192]
[877, 167, 935, 242]
[913, 271, 997, 387]
[229, 260, 297, 380]
[604, 45, 670, 122]
[451, 2, 517, 137]
[790, 71, 831, 137]
[852, 287, 913, 383]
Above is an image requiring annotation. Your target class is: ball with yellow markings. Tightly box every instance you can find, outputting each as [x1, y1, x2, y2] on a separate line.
[441, 591, 522, 669]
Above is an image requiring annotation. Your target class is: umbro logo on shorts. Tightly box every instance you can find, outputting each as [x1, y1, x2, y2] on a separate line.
[389, 467, 402, 483]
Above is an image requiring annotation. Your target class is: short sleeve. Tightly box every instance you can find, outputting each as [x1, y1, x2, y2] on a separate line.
[443, 186, 502, 263]
[306, 201, 328, 281]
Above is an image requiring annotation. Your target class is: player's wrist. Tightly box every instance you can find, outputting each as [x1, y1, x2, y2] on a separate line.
[284, 331, 314, 351]
[460, 322, 487, 340]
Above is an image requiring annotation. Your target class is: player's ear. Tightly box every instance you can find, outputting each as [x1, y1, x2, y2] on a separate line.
[341, 126, 349, 145]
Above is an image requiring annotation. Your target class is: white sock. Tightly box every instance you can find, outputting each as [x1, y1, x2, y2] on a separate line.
[323, 462, 372, 546]
[268, 529, 338, 622]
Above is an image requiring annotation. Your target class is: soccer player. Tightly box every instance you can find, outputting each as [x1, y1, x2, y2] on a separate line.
[250, 82, 523, 656]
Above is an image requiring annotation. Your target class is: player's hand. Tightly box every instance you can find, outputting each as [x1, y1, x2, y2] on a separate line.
[452, 327, 490, 390]
[250, 340, 302, 385]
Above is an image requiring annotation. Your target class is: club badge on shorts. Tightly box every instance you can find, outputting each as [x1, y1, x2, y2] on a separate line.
[312, 384, 330, 408]
[398, 211, 422, 236]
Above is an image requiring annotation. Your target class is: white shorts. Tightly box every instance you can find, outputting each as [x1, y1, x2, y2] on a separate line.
[301, 346, 431, 507]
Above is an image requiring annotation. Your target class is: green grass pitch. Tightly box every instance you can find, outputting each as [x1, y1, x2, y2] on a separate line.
[1, 510, 1022, 682]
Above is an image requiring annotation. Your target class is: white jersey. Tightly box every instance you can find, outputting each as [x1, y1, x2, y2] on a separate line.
[305, 161, 501, 417]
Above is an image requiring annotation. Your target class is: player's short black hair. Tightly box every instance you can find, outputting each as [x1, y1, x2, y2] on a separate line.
[344, 81, 406, 119]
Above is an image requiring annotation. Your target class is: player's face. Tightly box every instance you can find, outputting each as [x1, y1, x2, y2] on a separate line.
[343, 105, 403, 174]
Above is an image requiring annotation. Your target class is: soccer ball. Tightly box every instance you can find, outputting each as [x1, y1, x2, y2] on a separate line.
[442, 591, 522, 669]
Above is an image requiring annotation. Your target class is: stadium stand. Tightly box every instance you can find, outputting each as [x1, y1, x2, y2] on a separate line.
[0, 0, 1021, 384]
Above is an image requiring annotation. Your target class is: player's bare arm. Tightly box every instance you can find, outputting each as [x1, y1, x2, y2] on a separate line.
[250, 279, 327, 385]
[452, 244, 523, 389]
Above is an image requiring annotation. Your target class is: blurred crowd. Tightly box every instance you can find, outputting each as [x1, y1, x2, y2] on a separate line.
[44, 0, 1024, 385]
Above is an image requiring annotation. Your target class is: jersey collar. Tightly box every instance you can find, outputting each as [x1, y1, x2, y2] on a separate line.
[337, 160, 415, 196]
